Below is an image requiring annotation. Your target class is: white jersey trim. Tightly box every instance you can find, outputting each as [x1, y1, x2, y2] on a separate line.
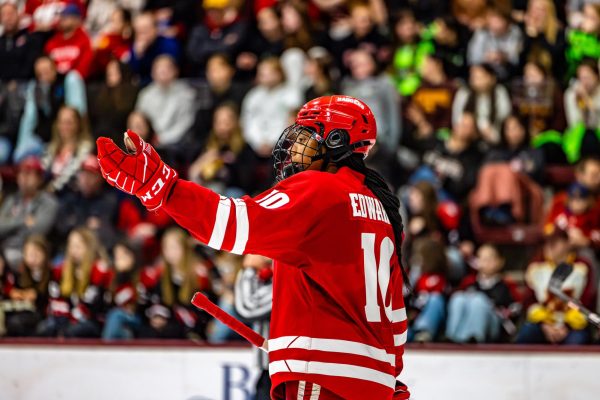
[208, 197, 231, 250]
[269, 359, 396, 389]
[311, 383, 321, 400]
[231, 199, 249, 255]
[391, 308, 407, 323]
[298, 381, 306, 400]
[268, 336, 396, 367]
[394, 332, 408, 346]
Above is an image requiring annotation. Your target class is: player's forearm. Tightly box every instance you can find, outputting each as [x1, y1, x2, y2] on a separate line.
[162, 179, 223, 246]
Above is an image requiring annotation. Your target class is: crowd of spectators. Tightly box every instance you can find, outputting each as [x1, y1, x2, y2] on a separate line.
[0, 0, 599, 346]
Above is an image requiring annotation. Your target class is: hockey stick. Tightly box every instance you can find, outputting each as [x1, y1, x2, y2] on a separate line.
[191, 292, 268, 352]
[548, 263, 600, 328]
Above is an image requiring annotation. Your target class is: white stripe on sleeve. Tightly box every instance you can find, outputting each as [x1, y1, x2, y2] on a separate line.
[208, 197, 232, 250]
[394, 332, 407, 346]
[391, 308, 407, 323]
[231, 198, 249, 255]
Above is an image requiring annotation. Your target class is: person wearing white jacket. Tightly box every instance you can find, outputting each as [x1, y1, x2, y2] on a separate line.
[135, 55, 195, 148]
[241, 54, 304, 158]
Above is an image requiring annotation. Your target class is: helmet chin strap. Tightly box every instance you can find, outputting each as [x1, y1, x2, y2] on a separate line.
[311, 140, 372, 171]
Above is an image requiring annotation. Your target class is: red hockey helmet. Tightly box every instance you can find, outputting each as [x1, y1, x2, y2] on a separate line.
[296, 95, 377, 156]
[273, 95, 377, 181]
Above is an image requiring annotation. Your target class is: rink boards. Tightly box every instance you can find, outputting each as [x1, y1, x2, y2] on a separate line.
[0, 341, 598, 400]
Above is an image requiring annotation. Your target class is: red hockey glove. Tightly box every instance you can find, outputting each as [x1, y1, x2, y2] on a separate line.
[97, 130, 178, 211]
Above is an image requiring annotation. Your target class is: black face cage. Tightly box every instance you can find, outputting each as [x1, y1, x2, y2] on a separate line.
[272, 124, 324, 182]
[273, 123, 372, 181]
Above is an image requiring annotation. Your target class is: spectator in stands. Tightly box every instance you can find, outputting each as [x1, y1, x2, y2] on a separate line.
[89, 60, 138, 142]
[38, 227, 112, 337]
[452, 64, 512, 145]
[126, 110, 155, 144]
[516, 225, 595, 344]
[188, 103, 258, 196]
[54, 154, 119, 249]
[564, 59, 600, 129]
[406, 181, 441, 240]
[234, 254, 273, 400]
[467, 6, 523, 81]
[14, 56, 87, 161]
[241, 56, 303, 158]
[0, 156, 58, 268]
[92, 7, 133, 75]
[519, 0, 566, 80]
[446, 244, 518, 343]
[405, 53, 457, 154]
[208, 252, 242, 342]
[138, 228, 214, 339]
[24, 0, 85, 32]
[341, 49, 400, 179]
[241, 6, 284, 71]
[4, 235, 51, 337]
[85, 0, 142, 40]
[303, 47, 338, 102]
[417, 112, 484, 202]
[0, 2, 43, 82]
[408, 237, 448, 343]
[566, 4, 600, 79]
[42, 106, 93, 193]
[129, 12, 180, 85]
[186, 0, 247, 73]
[190, 53, 250, 150]
[44, 4, 94, 80]
[102, 240, 141, 340]
[0, 80, 26, 164]
[390, 9, 430, 97]
[281, 1, 315, 51]
[546, 182, 600, 251]
[0, 251, 9, 297]
[546, 156, 600, 256]
[329, 2, 390, 75]
[573, 155, 600, 197]
[451, 0, 487, 30]
[135, 55, 195, 162]
[428, 16, 468, 80]
[0, 251, 13, 336]
[511, 61, 566, 136]
[470, 114, 545, 226]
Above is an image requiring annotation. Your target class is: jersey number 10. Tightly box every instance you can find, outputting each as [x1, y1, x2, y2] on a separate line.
[362, 232, 395, 323]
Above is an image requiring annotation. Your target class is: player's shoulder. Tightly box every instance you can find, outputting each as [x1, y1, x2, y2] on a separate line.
[280, 168, 362, 189]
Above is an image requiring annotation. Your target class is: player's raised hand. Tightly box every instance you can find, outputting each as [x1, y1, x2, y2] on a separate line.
[96, 130, 178, 211]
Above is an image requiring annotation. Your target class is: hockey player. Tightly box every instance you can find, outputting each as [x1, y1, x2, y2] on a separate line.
[97, 95, 410, 400]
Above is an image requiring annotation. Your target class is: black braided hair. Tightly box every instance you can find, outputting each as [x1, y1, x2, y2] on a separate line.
[338, 154, 411, 292]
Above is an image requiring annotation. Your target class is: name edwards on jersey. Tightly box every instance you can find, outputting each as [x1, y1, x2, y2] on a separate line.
[349, 193, 391, 224]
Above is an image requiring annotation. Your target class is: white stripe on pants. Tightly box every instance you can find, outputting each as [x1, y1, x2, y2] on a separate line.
[297, 381, 321, 400]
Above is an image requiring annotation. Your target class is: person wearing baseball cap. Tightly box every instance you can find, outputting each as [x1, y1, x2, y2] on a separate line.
[546, 182, 600, 250]
[0, 156, 58, 268]
[44, 2, 93, 79]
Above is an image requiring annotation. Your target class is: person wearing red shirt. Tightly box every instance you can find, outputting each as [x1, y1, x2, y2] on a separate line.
[97, 95, 410, 399]
[37, 227, 113, 337]
[546, 182, 600, 250]
[93, 7, 132, 75]
[44, 4, 93, 80]
[24, 0, 85, 32]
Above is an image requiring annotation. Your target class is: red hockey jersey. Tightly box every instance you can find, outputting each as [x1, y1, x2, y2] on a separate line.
[163, 167, 409, 400]
[44, 27, 94, 79]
